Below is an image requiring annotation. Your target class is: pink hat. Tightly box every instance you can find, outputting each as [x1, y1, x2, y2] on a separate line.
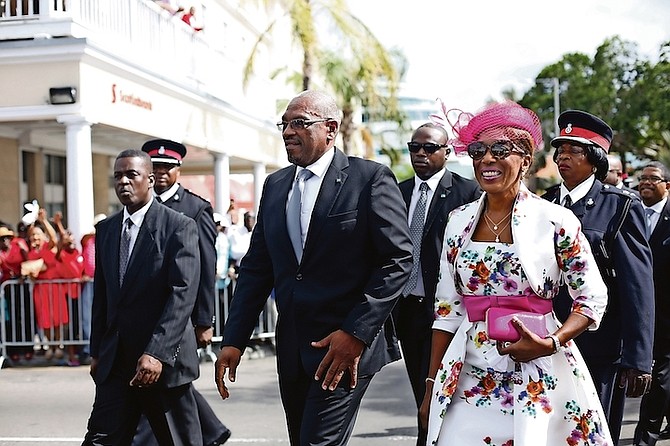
[432, 101, 543, 154]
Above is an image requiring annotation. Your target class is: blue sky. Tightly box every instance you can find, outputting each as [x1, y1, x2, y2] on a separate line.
[348, 0, 670, 113]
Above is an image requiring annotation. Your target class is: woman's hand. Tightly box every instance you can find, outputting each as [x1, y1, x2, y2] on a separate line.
[496, 317, 554, 362]
[419, 381, 433, 431]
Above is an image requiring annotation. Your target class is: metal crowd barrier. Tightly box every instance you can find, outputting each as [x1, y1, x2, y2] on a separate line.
[1, 277, 277, 368]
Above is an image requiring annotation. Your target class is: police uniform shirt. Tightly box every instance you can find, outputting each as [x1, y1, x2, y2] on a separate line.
[406, 167, 446, 298]
[560, 175, 595, 206]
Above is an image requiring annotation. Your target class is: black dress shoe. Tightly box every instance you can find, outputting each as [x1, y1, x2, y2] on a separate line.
[207, 429, 231, 446]
[659, 427, 670, 440]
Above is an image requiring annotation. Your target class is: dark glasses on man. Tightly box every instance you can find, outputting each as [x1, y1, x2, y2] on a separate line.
[407, 142, 449, 154]
[467, 141, 525, 160]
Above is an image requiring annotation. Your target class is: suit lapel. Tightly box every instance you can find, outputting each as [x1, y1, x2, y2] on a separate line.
[105, 214, 124, 297]
[120, 202, 158, 294]
[302, 150, 349, 260]
[400, 179, 414, 213]
[273, 166, 299, 264]
[650, 200, 670, 243]
[424, 171, 453, 234]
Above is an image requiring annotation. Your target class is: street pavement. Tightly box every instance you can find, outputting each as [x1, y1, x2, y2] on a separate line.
[0, 348, 667, 445]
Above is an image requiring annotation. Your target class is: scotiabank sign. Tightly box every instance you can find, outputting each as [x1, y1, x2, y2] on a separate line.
[111, 83, 153, 111]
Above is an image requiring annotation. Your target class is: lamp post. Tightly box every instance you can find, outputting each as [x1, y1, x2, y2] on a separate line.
[537, 77, 560, 138]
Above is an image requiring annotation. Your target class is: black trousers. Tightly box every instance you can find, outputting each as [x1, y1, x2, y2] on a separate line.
[394, 295, 432, 446]
[587, 362, 626, 446]
[634, 346, 670, 446]
[132, 389, 229, 446]
[279, 367, 373, 446]
[82, 372, 201, 446]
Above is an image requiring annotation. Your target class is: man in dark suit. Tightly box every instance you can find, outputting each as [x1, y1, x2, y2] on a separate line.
[604, 154, 640, 198]
[83, 150, 202, 445]
[394, 122, 480, 446]
[542, 110, 654, 445]
[634, 161, 670, 446]
[215, 90, 413, 445]
[132, 139, 230, 445]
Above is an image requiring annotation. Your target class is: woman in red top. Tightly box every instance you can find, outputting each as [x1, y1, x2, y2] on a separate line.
[0, 225, 30, 362]
[56, 230, 84, 365]
[27, 219, 68, 360]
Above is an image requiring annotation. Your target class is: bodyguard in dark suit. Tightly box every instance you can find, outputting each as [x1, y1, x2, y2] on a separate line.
[634, 161, 670, 446]
[132, 140, 230, 446]
[542, 110, 654, 445]
[215, 90, 413, 446]
[83, 150, 202, 445]
[395, 123, 480, 446]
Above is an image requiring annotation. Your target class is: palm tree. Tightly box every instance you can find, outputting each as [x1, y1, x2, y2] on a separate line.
[242, 1, 405, 155]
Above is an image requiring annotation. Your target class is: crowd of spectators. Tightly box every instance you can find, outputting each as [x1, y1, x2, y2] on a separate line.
[0, 207, 105, 367]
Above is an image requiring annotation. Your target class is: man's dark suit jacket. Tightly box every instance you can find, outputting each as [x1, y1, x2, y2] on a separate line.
[90, 200, 201, 388]
[223, 149, 413, 381]
[542, 181, 654, 373]
[396, 171, 481, 339]
[161, 184, 217, 327]
[650, 200, 670, 350]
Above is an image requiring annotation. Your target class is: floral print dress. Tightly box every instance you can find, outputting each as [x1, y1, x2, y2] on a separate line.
[431, 241, 611, 446]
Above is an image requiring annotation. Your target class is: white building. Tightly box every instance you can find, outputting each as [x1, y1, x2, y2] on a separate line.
[0, 0, 289, 245]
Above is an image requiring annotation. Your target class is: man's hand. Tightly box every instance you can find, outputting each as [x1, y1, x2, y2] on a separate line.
[129, 354, 163, 387]
[195, 326, 214, 348]
[311, 330, 365, 391]
[618, 368, 652, 397]
[215, 346, 242, 399]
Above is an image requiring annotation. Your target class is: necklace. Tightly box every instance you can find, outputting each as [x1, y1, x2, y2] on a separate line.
[483, 211, 512, 243]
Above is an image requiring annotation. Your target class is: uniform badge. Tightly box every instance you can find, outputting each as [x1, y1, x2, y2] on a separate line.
[158, 146, 165, 155]
[586, 198, 594, 207]
[565, 124, 573, 134]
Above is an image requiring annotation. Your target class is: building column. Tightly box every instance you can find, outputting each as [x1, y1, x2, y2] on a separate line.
[252, 161, 266, 214]
[213, 152, 230, 216]
[57, 115, 95, 249]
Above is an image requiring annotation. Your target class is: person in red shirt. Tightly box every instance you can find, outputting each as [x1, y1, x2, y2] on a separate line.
[0, 225, 30, 363]
[56, 229, 85, 365]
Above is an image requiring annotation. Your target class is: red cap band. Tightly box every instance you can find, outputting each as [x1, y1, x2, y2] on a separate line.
[146, 148, 183, 161]
[560, 126, 610, 151]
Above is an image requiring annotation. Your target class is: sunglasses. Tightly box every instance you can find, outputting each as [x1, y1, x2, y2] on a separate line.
[407, 142, 449, 154]
[467, 141, 526, 160]
[276, 118, 330, 132]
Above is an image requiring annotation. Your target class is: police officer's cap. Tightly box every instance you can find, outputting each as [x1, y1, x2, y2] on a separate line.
[141, 139, 187, 165]
[551, 110, 613, 152]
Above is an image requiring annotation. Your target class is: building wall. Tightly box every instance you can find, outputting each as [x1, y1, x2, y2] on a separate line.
[0, 136, 21, 226]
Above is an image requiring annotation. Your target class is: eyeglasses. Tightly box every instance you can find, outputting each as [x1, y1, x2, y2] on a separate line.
[555, 146, 586, 156]
[276, 118, 330, 132]
[407, 142, 449, 154]
[639, 175, 665, 184]
[467, 141, 525, 160]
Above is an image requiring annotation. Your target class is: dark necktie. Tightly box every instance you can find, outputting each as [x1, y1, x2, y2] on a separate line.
[645, 208, 655, 238]
[119, 218, 133, 286]
[562, 195, 572, 208]
[404, 182, 429, 295]
[287, 169, 313, 262]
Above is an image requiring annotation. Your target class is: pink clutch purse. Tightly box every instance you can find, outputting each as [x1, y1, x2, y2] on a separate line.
[486, 307, 548, 342]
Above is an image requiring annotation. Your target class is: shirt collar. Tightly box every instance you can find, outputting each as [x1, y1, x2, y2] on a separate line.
[414, 168, 446, 193]
[157, 183, 180, 202]
[645, 196, 668, 214]
[296, 147, 336, 179]
[123, 197, 154, 228]
[560, 175, 595, 204]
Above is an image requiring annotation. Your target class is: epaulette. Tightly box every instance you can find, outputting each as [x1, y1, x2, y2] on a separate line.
[184, 188, 212, 204]
[601, 184, 633, 199]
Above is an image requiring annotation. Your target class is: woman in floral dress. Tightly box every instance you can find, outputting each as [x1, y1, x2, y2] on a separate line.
[419, 102, 612, 446]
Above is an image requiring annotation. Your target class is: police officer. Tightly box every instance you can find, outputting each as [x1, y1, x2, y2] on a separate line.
[134, 139, 231, 445]
[542, 110, 654, 445]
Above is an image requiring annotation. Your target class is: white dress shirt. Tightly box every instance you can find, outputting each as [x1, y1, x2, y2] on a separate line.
[122, 198, 153, 257]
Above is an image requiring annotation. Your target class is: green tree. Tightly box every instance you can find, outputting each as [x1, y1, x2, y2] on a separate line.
[243, 0, 403, 155]
[520, 36, 670, 174]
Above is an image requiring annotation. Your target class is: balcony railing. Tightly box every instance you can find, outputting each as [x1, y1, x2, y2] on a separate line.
[0, 0, 275, 118]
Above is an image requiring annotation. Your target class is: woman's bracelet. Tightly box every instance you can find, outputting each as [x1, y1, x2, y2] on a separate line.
[544, 333, 561, 354]
[425, 377, 435, 384]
